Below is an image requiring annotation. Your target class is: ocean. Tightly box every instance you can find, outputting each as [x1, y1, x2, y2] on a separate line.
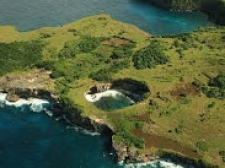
[0, 0, 212, 35]
[0, 94, 191, 168]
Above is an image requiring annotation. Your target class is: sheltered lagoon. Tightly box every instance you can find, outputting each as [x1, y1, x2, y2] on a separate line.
[85, 79, 150, 111]
[85, 90, 135, 111]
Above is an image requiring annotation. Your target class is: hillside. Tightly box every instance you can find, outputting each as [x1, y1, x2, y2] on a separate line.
[0, 15, 225, 167]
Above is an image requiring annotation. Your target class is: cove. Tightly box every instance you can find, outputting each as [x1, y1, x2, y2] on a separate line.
[85, 90, 135, 111]
[0, 0, 212, 35]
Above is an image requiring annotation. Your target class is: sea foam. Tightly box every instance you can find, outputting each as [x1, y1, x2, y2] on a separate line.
[66, 125, 100, 136]
[85, 90, 134, 103]
[0, 92, 50, 113]
[119, 159, 191, 168]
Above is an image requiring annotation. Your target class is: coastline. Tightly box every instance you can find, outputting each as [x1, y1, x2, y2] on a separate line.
[0, 91, 217, 168]
[0, 92, 50, 112]
[0, 92, 193, 168]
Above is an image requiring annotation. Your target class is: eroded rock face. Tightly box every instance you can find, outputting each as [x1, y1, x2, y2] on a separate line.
[112, 137, 159, 163]
[112, 139, 129, 162]
[0, 70, 57, 102]
[6, 91, 20, 102]
[90, 83, 112, 93]
[3, 87, 57, 103]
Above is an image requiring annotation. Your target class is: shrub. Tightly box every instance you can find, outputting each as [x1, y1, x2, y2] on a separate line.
[209, 74, 225, 89]
[180, 98, 191, 104]
[192, 78, 205, 88]
[89, 68, 112, 81]
[173, 40, 180, 48]
[110, 60, 130, 73]
[40, 33, 52, 38]
[50, 70, 65, 78]
[110, 44, 134, 60]
[219, 151, 225, 162]
[195, 141, 208, 152]
[134, 122, 144, 130]
[115, 130, 145, 149]
[111, 49, 125, 59]
[35, 60, 55, 70]
[58, 42, 77, 59]
[79, 36, 100, 52]
[207, 102, 215, 108]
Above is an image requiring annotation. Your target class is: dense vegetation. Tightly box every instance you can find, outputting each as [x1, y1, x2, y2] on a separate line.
[0, 40, 43, 76]
[132, 41, 169, 69]
[58, 36, 101, 59]
[37, 35, 136, 82]
[193, 73, 225, 99]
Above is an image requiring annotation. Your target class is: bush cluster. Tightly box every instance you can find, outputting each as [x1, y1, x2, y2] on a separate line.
[193, 75, 225, 99]
[115, 122, 145, 149]
[110, 43, 135, 59]
[132, 42, 169, 69]
[89, 68, 112, 81]
[79, 36, 100, 53]
[58, 36, 101, 59]
[0, 40, 44, 76]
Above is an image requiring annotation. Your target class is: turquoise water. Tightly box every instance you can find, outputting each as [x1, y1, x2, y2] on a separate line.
[0, 0, 212, 34]
[94, 94, 134, 111]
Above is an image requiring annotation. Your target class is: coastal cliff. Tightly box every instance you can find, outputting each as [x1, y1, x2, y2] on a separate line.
[0, 75, 148, 164]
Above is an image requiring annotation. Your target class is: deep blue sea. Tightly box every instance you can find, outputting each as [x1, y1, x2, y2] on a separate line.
[0, 0, 212, 167]
[0, 106, 117, 168]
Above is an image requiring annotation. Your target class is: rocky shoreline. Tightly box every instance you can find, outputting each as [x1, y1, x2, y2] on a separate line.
[0, 87, 218, 168]
[0, 78, 219, 167]
[1, 87, 156, 164]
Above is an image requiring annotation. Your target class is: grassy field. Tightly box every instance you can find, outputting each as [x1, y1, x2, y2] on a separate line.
[0, 15, 225, 167]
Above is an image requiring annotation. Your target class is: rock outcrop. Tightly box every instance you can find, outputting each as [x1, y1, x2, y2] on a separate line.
[112, 137, 159, 163]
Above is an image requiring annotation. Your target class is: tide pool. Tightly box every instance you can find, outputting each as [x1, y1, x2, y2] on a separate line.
[85, 90, 134, 111]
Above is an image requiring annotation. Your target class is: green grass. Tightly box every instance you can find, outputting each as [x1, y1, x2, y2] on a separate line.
[0, 15, 225, 167]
